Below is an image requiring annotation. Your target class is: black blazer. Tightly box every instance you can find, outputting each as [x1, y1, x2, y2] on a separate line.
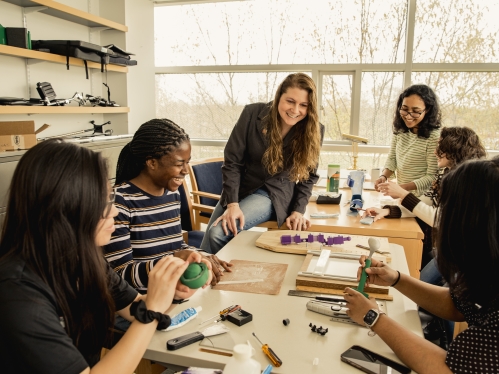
[220, 102, 325, 227]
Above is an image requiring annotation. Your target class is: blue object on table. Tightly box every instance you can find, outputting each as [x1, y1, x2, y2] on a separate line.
[262, 364, 273, 374]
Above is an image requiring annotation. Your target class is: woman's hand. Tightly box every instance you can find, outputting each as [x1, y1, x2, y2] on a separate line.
[357, 257, 399, 287]
[173, 249, 202, 263]
[377, 180, 409, 199]
[212, 203, 244, 237]
[374, 176, 386, 191]
[362, 207, 390, 222]
[203, 255, 233, 286]
[286, 211, 311, 231]
[343, 288, 379, 325]
[146, 256, 189, 313]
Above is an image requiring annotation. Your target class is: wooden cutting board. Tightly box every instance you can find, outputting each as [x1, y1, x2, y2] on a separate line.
[255, 230, 391, 263]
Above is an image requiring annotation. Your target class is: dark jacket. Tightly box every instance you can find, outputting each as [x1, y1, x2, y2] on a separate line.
[220, 102, 325, 227]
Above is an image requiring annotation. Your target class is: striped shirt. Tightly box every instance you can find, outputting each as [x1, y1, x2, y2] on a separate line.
[104, 181, 190, 293]
[384, 130, 440, 196]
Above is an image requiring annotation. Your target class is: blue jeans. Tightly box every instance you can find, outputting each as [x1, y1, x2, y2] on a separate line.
[420, 258, 455, 343]
[420, 258, 444, 286]
[200, 188, 275, 254]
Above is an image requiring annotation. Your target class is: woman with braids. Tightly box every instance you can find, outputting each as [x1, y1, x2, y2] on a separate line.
[104, 119, 231, 326]
[374, 84, 442, 197]
[200, 73, 324, 254]
[345, 156, 499, 374]
[0, 140, 195, 373]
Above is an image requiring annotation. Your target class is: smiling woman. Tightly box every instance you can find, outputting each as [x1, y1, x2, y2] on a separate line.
[374, 84, 442, 197]
[200, 73, 325, 254]
[103, 119, 232, 330]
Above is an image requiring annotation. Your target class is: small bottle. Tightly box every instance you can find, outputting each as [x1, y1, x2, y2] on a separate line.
[223, 344, 261, 374]
[327, 164, 341, 193]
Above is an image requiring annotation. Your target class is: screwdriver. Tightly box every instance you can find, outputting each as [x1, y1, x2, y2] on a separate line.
[215, 305, 241, 322]
[199, 304, 241, 325]
[252, 332, 283, 367]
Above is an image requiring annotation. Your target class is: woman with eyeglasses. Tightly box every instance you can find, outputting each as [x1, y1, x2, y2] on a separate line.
[0, 140, 194, 373]
[374, 84, 442, 197]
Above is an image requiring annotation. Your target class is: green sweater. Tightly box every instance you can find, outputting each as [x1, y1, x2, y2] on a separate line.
[384, 129, 440, 196]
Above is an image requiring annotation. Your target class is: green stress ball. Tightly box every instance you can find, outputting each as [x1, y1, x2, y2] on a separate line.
[180, 262, 209, 289]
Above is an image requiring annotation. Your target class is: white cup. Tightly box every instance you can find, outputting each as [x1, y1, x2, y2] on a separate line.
[371, 168, 381, 181]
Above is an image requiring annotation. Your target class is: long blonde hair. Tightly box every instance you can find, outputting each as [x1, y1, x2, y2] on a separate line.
[262, 73, 321, 182]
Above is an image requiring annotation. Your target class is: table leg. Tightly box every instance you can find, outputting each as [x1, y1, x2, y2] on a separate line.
[387, 238, 422, 279]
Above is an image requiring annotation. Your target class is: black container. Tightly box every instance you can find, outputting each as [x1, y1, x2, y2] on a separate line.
[6, 27, 27, 49]
[226, 309, 253, 326]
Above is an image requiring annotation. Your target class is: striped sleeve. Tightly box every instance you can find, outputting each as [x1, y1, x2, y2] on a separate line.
[103, 183, 187, 292]
[384, 130, 440, 196]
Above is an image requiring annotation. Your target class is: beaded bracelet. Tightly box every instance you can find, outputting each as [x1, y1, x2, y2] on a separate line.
[130, 300, 171, 330]
[390, 270, 401, 287]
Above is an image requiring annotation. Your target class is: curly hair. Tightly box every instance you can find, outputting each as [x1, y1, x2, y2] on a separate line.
[393, 84, 442, 138]
[115, 118, 190, 184]
[435, 126, 486, 168]
[262, 73, 321, 182]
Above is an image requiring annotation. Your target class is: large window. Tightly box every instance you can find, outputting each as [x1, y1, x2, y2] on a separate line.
[155, 0, 499, 169]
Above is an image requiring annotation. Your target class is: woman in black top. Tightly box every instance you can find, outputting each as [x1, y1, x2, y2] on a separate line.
[0, 140, 202, 373]
[345, 156, 499, 374]
[200, 73, 324, 254]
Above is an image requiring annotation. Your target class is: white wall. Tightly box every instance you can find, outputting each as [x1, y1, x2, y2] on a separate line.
[0, 0, 155, 136]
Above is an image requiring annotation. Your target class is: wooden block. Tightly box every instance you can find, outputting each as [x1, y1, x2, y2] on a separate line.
[295, 285, 393, 301]
[256, 230, 391, 262]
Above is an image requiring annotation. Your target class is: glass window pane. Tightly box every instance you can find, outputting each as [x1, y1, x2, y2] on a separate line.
[414, 0, 499, 63]
[154, 0, 407, 66]
[321, 74, 353, 141]
[155, 72, 296, 139]
[319, 151, 388, 171]
[359, 72, 405, 146]
[413, 72, 499, 150]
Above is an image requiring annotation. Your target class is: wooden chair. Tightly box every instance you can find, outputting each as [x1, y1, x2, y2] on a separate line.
[187, 157, 224, 230]
[178, 179, 205, 247]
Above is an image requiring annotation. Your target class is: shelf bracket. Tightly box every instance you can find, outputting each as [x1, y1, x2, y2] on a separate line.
[24, 6, 48, 15]
[90, 27, 111, 33]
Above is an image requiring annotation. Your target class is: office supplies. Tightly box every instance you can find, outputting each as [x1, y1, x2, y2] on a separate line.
[310, 213, 340, 218]
[252, 332, 282, 367]
[166, 324, 230, 350]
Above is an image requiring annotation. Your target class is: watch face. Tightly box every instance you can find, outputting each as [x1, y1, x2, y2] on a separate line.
[363, 309, 378, 326]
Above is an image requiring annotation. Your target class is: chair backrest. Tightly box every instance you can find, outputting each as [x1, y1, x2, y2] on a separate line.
[188, 157, 224, 209]
[178, 180, 195, 232]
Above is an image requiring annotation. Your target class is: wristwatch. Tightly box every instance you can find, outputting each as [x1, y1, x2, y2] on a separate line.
[363, 309, 386, 336]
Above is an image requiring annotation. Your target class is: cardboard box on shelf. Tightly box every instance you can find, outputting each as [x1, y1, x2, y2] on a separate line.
[0, 121, 48, 152]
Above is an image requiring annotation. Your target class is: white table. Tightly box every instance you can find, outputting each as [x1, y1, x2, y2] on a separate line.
[144, 231, 423, 373]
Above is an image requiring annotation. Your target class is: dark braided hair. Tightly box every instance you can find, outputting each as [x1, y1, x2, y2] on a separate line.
[115, 119, 190, 184]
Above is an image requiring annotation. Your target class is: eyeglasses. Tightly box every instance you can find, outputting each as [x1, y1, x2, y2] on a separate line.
[102, 187, 117, 218]
[399, 108, 426, 119]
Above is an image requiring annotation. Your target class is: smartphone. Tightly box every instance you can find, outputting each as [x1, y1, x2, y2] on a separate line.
[341, 345, 411, 374]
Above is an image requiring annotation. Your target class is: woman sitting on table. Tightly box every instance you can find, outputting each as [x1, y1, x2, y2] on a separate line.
[0, 140, 205, 373]
[365, 126, 486, 271]
[104, 119, 231, 298]
[345, 156, 499, 374]
[374, 84, 442, 197]
[200, 72, 324, 254]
